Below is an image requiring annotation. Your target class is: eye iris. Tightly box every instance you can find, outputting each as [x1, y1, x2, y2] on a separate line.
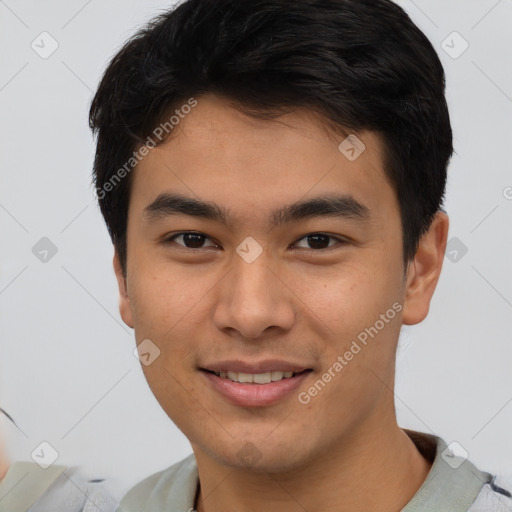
[307, 234, 330, 249]
[183, 233, 205, 248]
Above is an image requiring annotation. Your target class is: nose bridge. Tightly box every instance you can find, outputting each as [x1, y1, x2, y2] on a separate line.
[231, 249, 278, 310]
[213, 248, 296, 338]
[236, 253, 272, 296]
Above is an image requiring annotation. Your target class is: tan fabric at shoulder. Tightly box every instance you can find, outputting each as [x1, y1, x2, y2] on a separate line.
[0, 461, 66, 512]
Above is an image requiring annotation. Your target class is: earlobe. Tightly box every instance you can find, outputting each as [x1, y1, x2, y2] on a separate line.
[402, 211, 449, 326]
[113, 250, 134, 329]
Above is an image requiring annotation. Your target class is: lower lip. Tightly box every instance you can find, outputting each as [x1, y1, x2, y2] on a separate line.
[202, 370, 311, 407]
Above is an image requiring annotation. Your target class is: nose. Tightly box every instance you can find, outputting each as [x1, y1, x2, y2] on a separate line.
[212, 250, 296, 340]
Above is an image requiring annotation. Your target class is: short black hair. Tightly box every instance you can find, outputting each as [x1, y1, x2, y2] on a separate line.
[89, 0, 453, 275]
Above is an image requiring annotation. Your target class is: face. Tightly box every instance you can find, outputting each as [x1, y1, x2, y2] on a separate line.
[115, 93, 445, 473]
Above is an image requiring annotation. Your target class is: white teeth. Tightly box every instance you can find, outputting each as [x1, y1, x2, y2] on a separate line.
[253, 373, 272, 384]
[271, 371, 284, 381]
[214, 370, 297, 383]
[237, 372, 253, 383]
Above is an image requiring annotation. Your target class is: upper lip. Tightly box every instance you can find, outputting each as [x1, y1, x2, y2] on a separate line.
[201, 359, 312, 374]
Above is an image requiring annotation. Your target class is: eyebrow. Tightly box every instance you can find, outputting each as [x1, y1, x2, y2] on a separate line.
[143, 193, 373, 227]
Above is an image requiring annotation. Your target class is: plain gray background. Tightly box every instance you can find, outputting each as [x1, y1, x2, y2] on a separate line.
[0, 0, 511, 498]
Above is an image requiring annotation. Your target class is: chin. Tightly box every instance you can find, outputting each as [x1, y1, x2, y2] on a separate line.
[199, 435, 316, 475]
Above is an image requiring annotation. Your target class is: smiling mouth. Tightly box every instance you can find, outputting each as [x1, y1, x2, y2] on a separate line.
[202, 369, 312, 384]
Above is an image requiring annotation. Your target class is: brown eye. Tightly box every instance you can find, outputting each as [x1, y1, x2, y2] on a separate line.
[293, 234, 345, 250]
[166, 232, 218, 249]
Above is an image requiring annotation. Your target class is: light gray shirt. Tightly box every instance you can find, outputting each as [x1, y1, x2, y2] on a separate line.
[116, 430, 512, 512]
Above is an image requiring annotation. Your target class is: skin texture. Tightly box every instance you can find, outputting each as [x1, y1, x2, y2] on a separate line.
[114, 93, 449, 511]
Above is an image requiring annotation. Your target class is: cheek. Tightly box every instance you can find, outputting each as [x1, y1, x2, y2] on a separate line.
[140, 359, 204, 440]
[295, 262, 402, 357]
[128, 257, 204, 331]
[291, 264, 370, 322]
[127, 259, 215, 374]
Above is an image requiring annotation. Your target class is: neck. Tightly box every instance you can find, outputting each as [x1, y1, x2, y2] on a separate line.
[194, 421, 432, 512]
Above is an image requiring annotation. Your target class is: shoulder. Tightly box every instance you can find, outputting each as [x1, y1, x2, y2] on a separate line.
[117, 453, 198, 512]
[0, 461, 118, 512]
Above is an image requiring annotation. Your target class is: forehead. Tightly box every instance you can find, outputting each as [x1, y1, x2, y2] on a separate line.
[129, 93, 398, 227]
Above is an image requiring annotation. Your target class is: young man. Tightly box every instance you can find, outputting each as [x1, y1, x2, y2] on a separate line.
[89, 0, 511, 510]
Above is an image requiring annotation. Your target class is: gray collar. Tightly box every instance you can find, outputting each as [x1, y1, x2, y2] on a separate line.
[402, 430, 493, 511]
[119, 430, 492, 511]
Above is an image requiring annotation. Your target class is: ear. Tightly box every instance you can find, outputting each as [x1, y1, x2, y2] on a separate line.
[402, 211, 449, 325]
[113, 250, 134, 329]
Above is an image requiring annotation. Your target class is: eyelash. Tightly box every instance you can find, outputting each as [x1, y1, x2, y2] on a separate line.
[163, 232, 348, 252]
